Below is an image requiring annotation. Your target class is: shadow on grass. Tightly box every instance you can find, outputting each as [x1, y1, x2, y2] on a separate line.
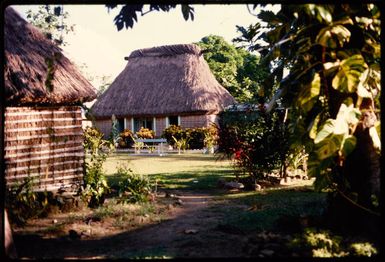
[211, 186, 328, 233]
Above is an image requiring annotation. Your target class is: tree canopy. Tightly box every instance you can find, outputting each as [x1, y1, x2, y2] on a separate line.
[196, 35, 269, 103]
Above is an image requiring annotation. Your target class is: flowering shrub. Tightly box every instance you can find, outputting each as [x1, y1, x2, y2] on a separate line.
[217, 107, 290, 180]
[119, 129, 135, 148]
[136, 127, 155, 139]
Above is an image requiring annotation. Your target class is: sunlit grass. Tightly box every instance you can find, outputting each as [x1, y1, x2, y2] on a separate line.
[103, 152, 234, 190]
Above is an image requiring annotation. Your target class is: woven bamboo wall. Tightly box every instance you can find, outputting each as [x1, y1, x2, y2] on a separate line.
[4, 106, 84, 192]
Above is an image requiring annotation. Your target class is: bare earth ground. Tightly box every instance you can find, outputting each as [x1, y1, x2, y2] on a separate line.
[12, 186, 301, 259]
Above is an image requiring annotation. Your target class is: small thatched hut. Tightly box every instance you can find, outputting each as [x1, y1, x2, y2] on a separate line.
[3, 7, 96, 191]
[91, 44, 235, 137]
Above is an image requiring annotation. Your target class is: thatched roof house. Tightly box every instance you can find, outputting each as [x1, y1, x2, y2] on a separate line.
[3, 7, 96, 191]
[4, 7, 95, 106]
[91, 44, 235, 137]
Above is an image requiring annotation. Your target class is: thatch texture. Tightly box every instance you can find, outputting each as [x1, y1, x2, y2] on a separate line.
[91, 44, 235, 119]
[4, 7, 96, 106]
[4, 106, 84, 191]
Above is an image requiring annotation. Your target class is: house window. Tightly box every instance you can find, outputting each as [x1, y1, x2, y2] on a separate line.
[117, 118, 125, 133]
[133, 117, 153, 132]
[168, 116, 180, 126]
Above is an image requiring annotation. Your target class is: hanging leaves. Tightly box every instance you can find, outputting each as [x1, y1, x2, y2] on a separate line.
[297, 73, 321, 112]
[316, 24, 351, 48]
[181, 5, 194, 21]
[332, 54, 368, 93]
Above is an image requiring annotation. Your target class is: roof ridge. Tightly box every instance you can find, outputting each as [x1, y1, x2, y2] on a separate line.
[127, 44, 202, 59]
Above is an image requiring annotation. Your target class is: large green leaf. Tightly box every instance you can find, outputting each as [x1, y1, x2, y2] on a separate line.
[297, 73, 321, 112]
[314, 119, 335, 144]
[332, 54, 368, 93]
[316, 25, 351, 48]
[307, 5, 333, 23]
[316, 134, 343, 160]
[309, 114, 321, 140]
[341, 135, 357, 157]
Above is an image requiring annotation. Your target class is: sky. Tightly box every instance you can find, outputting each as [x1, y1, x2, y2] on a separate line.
[12, 4, 280, 87]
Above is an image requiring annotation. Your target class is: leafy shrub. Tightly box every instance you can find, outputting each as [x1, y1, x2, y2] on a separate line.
[162, 125, 218, 149]
[136, 127, 155, 139]
[217, 107, 291, 180]
[187, 128, 205, 149]
[83, 127, 113, 207]
[115, 165, 153, 203]
[162, 125, 184, 146]
[119, 128, 135, 148]
[5, 178, 49, 226]
[289, 228, 378, 257]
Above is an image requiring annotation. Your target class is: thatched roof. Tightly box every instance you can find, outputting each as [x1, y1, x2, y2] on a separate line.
[4, 7, 96, 106]
[91, 44, 235, 119]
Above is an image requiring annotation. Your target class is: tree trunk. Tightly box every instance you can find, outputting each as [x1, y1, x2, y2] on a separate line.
[3, 209, 18, 258]
[326, 109, 380, 242]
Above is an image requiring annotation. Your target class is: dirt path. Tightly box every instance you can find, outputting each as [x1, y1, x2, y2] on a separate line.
[14, 190, 260, 259]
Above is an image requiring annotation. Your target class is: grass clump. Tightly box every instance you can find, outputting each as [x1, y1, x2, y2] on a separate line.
[114, 164, 154, 204]
[289, 228, 378, 257]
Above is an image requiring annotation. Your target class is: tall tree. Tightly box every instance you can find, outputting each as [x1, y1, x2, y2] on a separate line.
[26, 5, 74, 46]
[196, 35, 269, 103]
[241, 4, 381, 235]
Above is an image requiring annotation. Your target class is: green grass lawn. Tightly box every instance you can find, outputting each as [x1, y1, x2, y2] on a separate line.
[103, 152, 234, 190]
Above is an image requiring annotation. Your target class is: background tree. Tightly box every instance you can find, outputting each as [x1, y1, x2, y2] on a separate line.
[26, 5, 75, 46]
[196, 35, 269, 103]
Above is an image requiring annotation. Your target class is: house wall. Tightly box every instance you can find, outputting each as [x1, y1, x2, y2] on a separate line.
[95, 114, 219, 139]
[94, 119, 112, 139]
[4, 106, 85, 192]
[155, 117, 167, 137]
[180, 114, 218, 129]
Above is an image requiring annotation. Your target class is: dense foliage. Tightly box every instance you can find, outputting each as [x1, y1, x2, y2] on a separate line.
[218, 105, 291, 180]
[162, 125, 218, 150]
[233, 4, 381, 235]
[196, 35, 270, 103]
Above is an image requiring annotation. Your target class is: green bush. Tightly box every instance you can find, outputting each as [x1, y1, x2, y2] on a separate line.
[83, 127, 113, 207]
[115, 165, 153, 203]
[217, 107, 292, 180]
[162, 125, 184, 147]
[289, 228, 378, 257]
[5, 178, 49, 226]
[162, 125, 218, 150]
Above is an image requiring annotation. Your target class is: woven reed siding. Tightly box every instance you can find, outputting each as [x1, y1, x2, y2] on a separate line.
[155, 117, 166, 137]
[94, 119, 112, 139]
[180, 115, 210, 129]
[4, 106, 84, 191]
